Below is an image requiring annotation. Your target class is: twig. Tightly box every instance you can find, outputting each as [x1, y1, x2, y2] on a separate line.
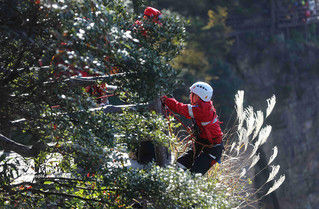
[23, 188, 114, 205]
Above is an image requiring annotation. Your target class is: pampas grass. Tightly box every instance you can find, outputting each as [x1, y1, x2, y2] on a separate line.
[235, 91, 245, 130]
[258, 125, 272, 146]
[266, 165, 280, 183]
[245, 106, 255, 137]
[240, 168, 247, 178]
[266, 175, 285, 196]
[252, 111, 264, 140]
[230, 141, 236, 153]
[210, 91, 285, 208]
[266, 95, 276, 118]
[249, 154, 260, 170]
[268, 146, 278, 166]
[249, 125, 272, 158]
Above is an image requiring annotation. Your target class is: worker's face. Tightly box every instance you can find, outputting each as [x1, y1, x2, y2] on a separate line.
[190, 92, 199, 104]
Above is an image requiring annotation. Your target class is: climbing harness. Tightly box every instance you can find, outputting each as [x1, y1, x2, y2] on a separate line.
[162, 103, 219, 149]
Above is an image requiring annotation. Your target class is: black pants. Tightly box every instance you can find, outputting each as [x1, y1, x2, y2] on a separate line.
[177, 138, 223, 174]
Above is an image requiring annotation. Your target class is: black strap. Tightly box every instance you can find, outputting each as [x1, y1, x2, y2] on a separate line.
[192, 119, 201, 139]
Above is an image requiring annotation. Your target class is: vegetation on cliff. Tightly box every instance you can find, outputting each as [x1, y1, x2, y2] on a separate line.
[0, 0, 286, 208]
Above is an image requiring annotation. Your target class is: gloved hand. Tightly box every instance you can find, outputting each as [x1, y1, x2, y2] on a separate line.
[160, 95, 168, 105]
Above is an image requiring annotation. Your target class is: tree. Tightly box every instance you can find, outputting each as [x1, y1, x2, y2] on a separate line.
[0, 0, 285, 208]
[0, 0, 199, 207]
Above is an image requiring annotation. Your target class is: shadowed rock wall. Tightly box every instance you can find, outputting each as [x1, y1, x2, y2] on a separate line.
[233, 41, 319, 209]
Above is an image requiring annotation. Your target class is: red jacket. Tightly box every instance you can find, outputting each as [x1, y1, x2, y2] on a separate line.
[164, 97, 223, 145]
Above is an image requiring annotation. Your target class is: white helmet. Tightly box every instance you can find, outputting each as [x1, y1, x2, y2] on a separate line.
[190, 81, 213, 102]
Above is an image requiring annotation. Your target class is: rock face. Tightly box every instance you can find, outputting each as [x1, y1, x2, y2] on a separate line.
[233, 42, 319, 209]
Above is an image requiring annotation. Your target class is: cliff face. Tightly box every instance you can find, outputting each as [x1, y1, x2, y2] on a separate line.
[233, 41, 319, 209]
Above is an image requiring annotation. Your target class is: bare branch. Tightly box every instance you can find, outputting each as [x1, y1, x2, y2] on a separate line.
[25, 188, 112, 204]
[0, 133, 47, 157]
[90, 103, 148, 114]
[10, 103, 149, 124]
[65, 75, 122, 92]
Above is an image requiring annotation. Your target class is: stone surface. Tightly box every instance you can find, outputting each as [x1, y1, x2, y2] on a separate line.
[234, 43, 319, 209]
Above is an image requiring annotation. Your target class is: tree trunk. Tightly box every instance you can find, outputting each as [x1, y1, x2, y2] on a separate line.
[149, 97, 169, 167]
[154, 145, 168, 167]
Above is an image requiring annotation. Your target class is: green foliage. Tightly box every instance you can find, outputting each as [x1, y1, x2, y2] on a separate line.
[286, 24, 319, 45]
[171, 45, 210, 80]
[202, 7, 229, 30]
[0, 0, 187, 137]
[230, 0, 270, 17]
[115, 110, 172, 152]
[0, 0, 189, 207]
[101, 165, 238, 208]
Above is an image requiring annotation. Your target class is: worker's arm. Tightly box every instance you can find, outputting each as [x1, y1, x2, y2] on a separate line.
[161, 96, 194, 119]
